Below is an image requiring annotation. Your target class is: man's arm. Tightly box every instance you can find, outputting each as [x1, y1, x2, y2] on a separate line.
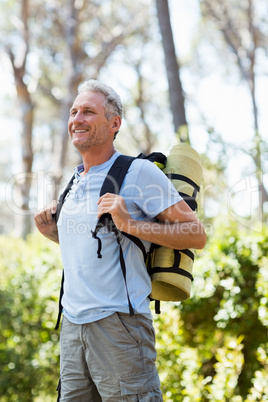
[97, 194, 207, 250]
[34, 200, 59, 244]
[130, 200, 206, 250]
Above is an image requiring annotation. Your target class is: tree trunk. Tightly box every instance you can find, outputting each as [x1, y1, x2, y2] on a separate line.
[17, 80, 34, 238]
[155, 0, 188, 142]
[7, 0, 34, 238]
[247, 0, 267, 219]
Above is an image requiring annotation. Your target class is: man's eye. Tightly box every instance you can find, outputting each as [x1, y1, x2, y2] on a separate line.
[70, 111, 76, 116]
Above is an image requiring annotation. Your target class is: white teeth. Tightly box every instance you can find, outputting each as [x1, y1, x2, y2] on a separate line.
[74, 130, 86, 132]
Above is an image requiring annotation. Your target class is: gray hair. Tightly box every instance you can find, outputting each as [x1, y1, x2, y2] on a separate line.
[78, 79, 123, 120]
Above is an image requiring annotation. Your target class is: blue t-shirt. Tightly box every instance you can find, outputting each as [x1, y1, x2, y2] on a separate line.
[57, 152, 182, 324]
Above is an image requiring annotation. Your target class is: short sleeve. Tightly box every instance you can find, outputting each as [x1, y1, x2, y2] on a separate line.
[120, 159, 183, 220]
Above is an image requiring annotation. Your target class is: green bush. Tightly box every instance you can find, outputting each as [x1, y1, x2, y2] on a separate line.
[0, 234, 62, 401]
[155, 220, 268, 401]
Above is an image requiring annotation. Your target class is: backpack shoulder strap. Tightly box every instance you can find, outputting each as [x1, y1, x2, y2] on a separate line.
[92, 154, 137, 252]
[54, 173, 76, 223]
[92, 154, 143, 317]
[54, 173, 75, 329]
[100, 154, 136, 196]
[93, 154, 148, 260]
[99, 152, 166, 197]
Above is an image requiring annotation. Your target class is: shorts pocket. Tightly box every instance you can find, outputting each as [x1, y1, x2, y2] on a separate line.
[119, 370, 161, 396]
[114, 313, 141, 346]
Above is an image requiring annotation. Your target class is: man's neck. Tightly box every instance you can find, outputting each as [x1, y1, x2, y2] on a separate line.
[80, 147, 116, 175]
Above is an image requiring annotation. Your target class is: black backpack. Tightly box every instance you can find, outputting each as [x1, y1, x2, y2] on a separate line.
[54, 152, 199, 329]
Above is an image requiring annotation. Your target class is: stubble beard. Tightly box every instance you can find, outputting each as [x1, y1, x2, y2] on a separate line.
[70, 125, 108, 151]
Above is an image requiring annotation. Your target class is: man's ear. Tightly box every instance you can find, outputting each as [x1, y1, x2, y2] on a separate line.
[111, 115, 121, 134]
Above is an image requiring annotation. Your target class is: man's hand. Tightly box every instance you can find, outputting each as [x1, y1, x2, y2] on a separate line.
[34, 200, 59, 244]
[97, 193, 134, 232]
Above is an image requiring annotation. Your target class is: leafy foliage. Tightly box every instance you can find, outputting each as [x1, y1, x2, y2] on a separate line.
[155, 220, 268, 401]
[0, 235, 62, 401]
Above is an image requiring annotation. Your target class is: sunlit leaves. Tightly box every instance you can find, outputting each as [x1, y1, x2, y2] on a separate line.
[154, 220, 268, 401]
[0, 234, 62, 401]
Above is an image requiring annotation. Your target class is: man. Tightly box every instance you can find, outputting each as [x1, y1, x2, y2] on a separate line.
[34, 79, 206, 401]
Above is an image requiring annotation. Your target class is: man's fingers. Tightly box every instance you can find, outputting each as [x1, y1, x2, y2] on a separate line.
[51, 200, 57, 214]
[97, 194, 117, 217]
[34, 201, 57, 226]
[97, 194, 129, 219]
[46, 201, 57, 223]
[34, 210, 46, 226]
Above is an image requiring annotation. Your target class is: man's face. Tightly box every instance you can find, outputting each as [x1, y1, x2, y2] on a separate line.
[68, 90, 114, 151]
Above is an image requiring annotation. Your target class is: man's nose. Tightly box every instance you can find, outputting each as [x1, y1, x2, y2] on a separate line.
[73, 111, 84, 122]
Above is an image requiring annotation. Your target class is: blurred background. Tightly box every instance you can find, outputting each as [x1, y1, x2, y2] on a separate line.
[0, 0, 267, 400]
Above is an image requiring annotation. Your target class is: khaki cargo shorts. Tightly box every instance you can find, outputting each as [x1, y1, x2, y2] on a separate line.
[57, 313, 163, 401]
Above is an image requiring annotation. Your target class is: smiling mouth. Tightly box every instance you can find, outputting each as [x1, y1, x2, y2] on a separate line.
[72, 129, 89, 138]
[73, 129, 88, 133]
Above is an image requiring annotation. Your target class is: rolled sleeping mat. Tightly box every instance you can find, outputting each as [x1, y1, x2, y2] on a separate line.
[165, 143, 202, 210]
[150, 143, 202, 302]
